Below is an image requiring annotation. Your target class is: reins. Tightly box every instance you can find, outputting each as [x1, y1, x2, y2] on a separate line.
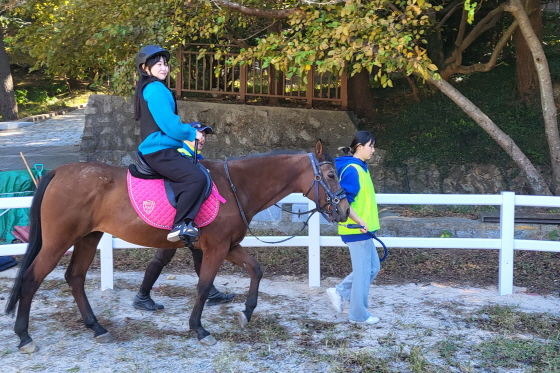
[223, 152, 346, 244]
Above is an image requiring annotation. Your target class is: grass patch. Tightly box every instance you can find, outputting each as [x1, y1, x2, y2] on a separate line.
[476, 336, 560, 371]
[213, 313, 290, 344]
[106, 318, 188, 342]
[333, 350, 392, 373]
[153, 284, 197, 299]
[475, 305, 560, 339]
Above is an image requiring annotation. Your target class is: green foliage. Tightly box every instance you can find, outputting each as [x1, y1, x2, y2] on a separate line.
[233, 0, 439, 83]
[378, 66, 549, 167]
[12, 0, 441, 96]
[15, 89, 27, 104]
[543, 12, 560, 81]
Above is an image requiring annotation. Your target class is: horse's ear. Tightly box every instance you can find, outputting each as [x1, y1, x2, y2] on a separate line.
[315, 139, 324, 160]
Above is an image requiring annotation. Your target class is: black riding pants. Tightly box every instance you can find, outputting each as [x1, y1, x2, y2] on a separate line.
[143, 148, 206, 225]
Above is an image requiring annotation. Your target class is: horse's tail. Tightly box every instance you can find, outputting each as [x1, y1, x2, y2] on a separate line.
[5, 169, 56, 316]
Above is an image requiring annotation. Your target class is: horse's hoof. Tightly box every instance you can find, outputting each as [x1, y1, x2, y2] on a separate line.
[199, 335, 217, 346]
[19, 340, 38, 354]
[237, 311, 248, 329]
[95, 332, 113, 343]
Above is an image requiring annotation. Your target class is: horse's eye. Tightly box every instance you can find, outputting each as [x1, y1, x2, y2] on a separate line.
[328, 173, 335, 179]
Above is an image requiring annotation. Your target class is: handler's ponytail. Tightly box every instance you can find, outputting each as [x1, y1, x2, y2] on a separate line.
[341, 131, 375, 155]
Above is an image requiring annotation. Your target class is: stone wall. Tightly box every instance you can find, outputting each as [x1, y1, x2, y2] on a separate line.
[80, 94, 357, 166]
[80, 94, 546, 194]
[369, 150, 550, 195]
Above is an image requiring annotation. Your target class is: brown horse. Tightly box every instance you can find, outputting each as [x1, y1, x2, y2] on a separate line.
[5, 140, 349, 352]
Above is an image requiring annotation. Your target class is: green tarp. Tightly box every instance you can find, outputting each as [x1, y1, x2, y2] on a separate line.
[0, 170, 41, 244]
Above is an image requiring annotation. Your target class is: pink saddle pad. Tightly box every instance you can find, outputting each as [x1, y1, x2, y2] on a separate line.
[127, 171, 226, 230]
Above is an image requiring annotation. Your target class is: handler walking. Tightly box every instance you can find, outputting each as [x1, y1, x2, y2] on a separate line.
[326, 131, 381, 324]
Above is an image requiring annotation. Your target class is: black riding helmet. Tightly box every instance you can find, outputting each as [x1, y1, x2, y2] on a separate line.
[135, 45, 170, 74]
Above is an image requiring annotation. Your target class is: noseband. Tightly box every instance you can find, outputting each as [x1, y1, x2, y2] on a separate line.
[303, 153, 347, 222]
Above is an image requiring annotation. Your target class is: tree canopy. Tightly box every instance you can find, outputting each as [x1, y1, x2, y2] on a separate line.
[14, 0, 438, 94]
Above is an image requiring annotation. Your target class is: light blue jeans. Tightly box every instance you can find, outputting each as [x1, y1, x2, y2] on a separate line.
[335, 238, 380, 322]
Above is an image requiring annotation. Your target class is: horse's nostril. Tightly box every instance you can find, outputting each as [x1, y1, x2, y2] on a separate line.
[346, 208, 350, 217]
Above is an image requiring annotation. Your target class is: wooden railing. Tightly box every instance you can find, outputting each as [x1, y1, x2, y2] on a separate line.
[171, 48, 348, 109]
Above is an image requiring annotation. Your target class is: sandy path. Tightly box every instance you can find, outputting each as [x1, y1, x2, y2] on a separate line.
[1, 266, 559, 372]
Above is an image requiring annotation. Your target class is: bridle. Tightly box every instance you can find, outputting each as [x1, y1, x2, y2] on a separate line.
[302, 153, 347, 222]
[223, 152, 347, 244]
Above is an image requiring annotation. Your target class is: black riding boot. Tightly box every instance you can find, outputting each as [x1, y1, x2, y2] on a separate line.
[206, 285, 236, 306]
[133, 250, 176, 311]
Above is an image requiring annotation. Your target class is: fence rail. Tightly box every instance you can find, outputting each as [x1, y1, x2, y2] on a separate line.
[2, 192, 560, 296]
[172, 49, 348, 109]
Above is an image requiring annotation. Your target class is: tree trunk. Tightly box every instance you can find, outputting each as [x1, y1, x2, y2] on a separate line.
[513, 0, 542, 103]
[506, 0, 560, 195]
[428, 76, 552, 195]
[347, 69, 376, 122]
[0, 26, 18, 121]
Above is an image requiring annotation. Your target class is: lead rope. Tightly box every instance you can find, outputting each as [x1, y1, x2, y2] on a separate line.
[223, 159, 319, 244]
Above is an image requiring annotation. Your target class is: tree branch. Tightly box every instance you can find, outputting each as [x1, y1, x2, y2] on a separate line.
[505, 0, 560, 195]
[440, 19, 518, 79]
[437, 0, 464, 16]
[458, 4, 505, 53]
[435, 3, 463, 31]
[425, 74, 552, 195]
[209, 0, 299, 19]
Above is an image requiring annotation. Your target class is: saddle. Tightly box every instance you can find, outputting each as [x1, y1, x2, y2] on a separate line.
[129, 152, 213, 207]
[127, 152, 225, 229]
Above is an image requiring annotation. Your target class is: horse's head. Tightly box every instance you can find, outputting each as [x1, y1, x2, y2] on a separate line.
[303, 140, 350, 223]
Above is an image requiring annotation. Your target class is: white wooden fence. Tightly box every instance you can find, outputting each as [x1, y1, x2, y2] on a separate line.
[2, 191, 560, 295]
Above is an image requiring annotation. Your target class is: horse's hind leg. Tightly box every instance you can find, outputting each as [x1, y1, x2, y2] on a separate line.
[225, 244, 263, 328]
[14, 243, 73, 353]
[65, 232, 112, 343]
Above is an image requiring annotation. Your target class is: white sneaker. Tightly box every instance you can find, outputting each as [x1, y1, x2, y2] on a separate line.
[326, 288, 343, 313]
[349, 315, 380, 325]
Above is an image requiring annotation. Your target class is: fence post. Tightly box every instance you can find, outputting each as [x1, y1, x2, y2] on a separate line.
[308, 201, 321, 287]
[99, 233, 114, 291]
[499, 191, 515, 295]
[306, 68, 314, 109]
[340, 71, 348, 110]
[239, 64, 248, 103]
[175, 48, 183, 98]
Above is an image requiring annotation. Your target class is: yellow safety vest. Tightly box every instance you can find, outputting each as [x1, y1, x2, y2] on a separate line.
[337, 163, 380, 235]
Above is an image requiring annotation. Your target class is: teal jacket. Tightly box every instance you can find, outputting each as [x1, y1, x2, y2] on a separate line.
[138, 81, 197, 155]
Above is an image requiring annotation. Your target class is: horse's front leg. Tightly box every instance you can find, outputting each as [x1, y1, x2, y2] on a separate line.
[225, 244, 263, 328]
[189, 243, 228, 346]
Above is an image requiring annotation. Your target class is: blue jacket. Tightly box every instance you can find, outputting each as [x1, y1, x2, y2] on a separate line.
[335, 155, 375, 242]
[138, 81, 197, 155]
[335, 155, 369, 204]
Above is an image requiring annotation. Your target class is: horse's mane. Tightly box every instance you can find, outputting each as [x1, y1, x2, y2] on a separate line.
[227, 148, 334, 163]
[226, 149, 306, 162]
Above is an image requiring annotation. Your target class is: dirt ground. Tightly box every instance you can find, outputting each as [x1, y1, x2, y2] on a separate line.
[1, 261, 560, 373]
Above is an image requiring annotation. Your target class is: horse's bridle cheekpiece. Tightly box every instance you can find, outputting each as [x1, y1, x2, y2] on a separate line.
[303, 153, 347, 222]
[224, 152, 346, 244]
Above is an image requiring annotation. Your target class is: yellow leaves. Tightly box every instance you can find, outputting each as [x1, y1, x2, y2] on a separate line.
[427, 63, 439, 71]
[305, 64, 312, 71]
